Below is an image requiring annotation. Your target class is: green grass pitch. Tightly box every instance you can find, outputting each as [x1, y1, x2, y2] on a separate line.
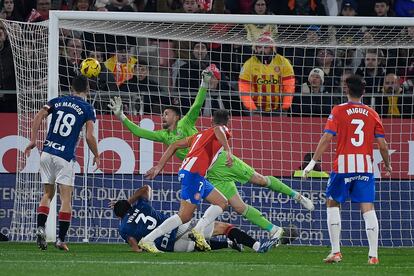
[0, 243, 412, 276]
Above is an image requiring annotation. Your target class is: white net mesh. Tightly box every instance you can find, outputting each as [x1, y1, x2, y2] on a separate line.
[3, 13, 414, 246]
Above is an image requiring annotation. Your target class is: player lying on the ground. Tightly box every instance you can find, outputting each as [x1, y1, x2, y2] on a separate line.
[112, 185, 296, 253]
[108, 68, 313, 243]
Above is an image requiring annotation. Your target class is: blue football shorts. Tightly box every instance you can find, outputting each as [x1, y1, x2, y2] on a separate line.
[178, 169, 215, 205]
[326, 172, 375, 203]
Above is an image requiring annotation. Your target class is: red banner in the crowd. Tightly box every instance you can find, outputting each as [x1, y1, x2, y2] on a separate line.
[1, 113, 413, 179]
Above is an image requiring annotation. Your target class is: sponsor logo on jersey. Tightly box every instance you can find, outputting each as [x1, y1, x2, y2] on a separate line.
[256, 78, 279, 85]
[44, 140, 65, 151]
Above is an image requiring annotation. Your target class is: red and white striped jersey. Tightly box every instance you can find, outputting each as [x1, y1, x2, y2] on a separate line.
[180, 126, 231, 176]
[324, 102, 385, 173]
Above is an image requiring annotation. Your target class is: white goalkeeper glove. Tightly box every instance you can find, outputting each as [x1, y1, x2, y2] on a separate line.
[302, 159, 316, 178]
[108, 96, 126, 121]
[200, 69, 213, 88]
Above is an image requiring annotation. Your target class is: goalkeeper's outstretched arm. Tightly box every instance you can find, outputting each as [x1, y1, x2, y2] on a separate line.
[108, 97, 165, 142]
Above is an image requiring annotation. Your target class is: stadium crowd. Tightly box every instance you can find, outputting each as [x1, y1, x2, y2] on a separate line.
[0, 0, 413, 117]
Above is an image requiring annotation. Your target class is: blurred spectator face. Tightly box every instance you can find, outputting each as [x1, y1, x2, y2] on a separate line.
[254, 0, 267, 15]
[317, 49, 334, 66]
[374, 2, 389, 16]
[74, 0, 90, 11]
[407, 26, 414, 39]
[341, 6, 356, 16]
[88, 50, 104, 63]
[193, 42, 208, 60]
[0, 25, 6, 43]
[110, 0, 129, 8]
[183, 0, 200, 13]
[340, 73, 351, 94]
[254, 45, 273, 56]
[3, 0, 14, 14]
[309, 73, 322, 89]
[365, 52, 378, 69]
[66, 38, 83, 64]
[135, 63, 148, 81]
[306, 30, 320, 44]
[117, 48, 128, 63]
[37, 0, 51, 14]
[383, 73, 401, 93]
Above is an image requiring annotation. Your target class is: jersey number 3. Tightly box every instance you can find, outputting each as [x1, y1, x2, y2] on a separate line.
[52, 110, 76, 137]
[351, 119, 364, 147]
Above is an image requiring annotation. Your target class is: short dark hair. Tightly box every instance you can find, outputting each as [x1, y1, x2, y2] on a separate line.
[345, 74, 365, 98]
[71, 75, 89, 93]
[163, 106, 181, 118]
[213, 109, 229, 125]
[113, 200, 131, 218]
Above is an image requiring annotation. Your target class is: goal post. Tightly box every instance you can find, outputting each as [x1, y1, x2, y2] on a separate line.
[2, 12, 414, 246]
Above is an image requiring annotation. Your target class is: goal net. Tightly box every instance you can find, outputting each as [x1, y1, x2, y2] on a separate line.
[3, 12, 413, 246]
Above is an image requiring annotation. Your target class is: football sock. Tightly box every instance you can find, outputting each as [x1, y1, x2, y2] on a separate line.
[208, 239, 228, 250]
[58, 211, 71, 242]
[266, 176, 298, 198]
[327, 207, 341, 253]
[194, 205, 223, 233]
[363, 210, 379, 258]
[225, 225, 256, 249]
[37, 206, 49, 228]
[143, 214, 182, 243]
[242, 205, 274, 231]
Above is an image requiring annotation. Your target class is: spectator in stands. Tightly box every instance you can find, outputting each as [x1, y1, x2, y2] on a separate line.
[394, 0, 414, 17]
[312, 48, 341, 94]
[182, 0, 201, 13]
[59, 37, 84, 91]
[120, 57, 170, 115]
[0, 0, 24, 21]
[375, 73, 413, 118]
[27, 0, 50, 22]
[132, 0, 157, 12]
[333, 70, 353, 105]
[355, 49, 386, 105]
[356, 0, 376, 16]
[251, 0, 272, 15]
[239, 35, 295, 115]
[270, 0, 327, 15]
[373, 0, 394, 17]
[0, 23, 16, 112]
[104, 44, 137, 87]
[72, 0, 94, 10]
[292, 68, 331, 116]
[105, 0, 134, 12]
[339, 0, 358, 16]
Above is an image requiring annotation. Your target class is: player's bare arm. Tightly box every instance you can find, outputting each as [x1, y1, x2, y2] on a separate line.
[24, 108, 49, 157]
[127, 185, 151, 205]
[145, 138, 190, 179]
[214, 126, 233, 167]
[85, 120, 100, 169]
[127, 236, 143, 253]
[376, 137, 392, 176]
[303, 132, 333, 178]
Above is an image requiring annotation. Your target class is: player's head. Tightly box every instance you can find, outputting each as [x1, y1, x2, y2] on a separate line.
[162, 106, 181, 130]
[345, 74, 365, 99]
[113, 200, 131, 218]
[71, 75, 89, 95]
[212, 109, 229, 126]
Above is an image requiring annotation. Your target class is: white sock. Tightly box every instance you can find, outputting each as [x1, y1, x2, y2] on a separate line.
[269, 225, 281, 236]
[252, 241, 261, 252]
[327, 207, 341, 253]
[142, 214, 182, 243]
[363, 210, 379, 258]
[194, 205, 223, 233]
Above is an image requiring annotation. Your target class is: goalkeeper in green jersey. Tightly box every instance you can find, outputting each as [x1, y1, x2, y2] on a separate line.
[108, 68, 314, 240]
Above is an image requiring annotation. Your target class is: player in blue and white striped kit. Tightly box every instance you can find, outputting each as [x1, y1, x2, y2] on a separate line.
[25, 75, 100, 252]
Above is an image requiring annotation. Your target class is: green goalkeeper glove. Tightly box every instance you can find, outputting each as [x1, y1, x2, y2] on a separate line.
[108, 97, 127, 121]
[200, 69, 213, 88]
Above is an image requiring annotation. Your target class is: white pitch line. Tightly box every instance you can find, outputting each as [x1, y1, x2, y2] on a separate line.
[1, 260, 413, 269]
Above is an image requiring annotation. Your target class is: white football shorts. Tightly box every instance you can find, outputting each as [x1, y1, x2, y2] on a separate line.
[173, 220, 215, 252]
[40, 152, 75, 186]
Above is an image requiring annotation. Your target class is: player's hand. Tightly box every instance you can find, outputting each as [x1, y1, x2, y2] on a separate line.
[201, 69, 213, 88]
[226, 151, 233, 167]
[384, 164, 392, 177]
[93, 155, 100, 171]
[108, 97, 125, 120]
[302, 160, 316, 178]
[108, 200, 116, 209]
[145, 165, 162, 180]
[24, 141, 36, 157]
